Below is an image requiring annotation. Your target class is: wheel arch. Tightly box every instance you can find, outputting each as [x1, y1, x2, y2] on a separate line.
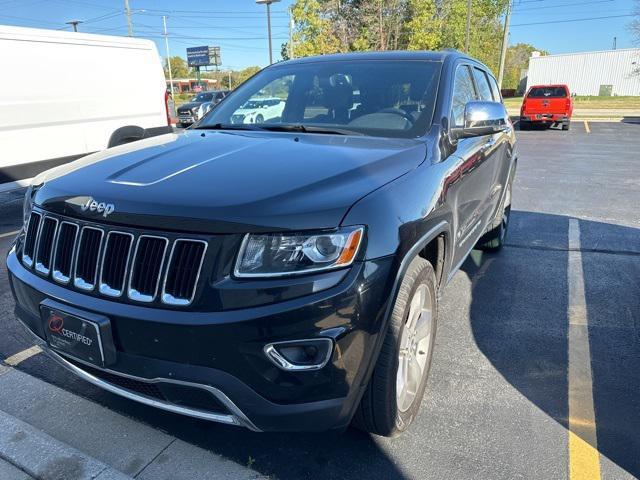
[107, 125, 146, 148]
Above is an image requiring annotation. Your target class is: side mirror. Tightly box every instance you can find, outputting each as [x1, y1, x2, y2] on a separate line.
[455, 101, 509, 139]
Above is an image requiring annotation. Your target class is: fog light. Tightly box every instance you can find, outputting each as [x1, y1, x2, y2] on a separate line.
[264, 338, 333, 371]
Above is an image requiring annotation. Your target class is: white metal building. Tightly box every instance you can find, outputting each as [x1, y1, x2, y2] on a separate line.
[526, 48, 640, 96]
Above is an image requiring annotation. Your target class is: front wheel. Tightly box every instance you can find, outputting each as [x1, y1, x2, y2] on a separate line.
[255, 114, 264, 124]
[352, 257, 437, 437]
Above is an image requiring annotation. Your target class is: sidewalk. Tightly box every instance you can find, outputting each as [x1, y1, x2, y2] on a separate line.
[0, 362, 265, 480]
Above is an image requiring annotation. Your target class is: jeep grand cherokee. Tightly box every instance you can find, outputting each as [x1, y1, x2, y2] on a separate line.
[7, 51, 516, 436]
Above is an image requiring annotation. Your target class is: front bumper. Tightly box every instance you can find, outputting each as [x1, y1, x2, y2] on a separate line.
[6, 248, 395, 432]
[177, 114, 196, 124]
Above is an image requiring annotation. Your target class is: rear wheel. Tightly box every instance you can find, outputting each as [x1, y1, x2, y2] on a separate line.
[519, 120, 529, 131]
[562, 120, 571, 131]
[352, 257, 437, 437]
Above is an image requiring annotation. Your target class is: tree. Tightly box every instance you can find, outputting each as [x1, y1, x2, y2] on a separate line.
[284, 0, 510, 73]
[163, 56, 191, 79]
[502, 43, 548, 92]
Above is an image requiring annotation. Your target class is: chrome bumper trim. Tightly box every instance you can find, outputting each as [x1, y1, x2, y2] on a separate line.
[12, 317, 260, 432]
[48, 350, 261, 431]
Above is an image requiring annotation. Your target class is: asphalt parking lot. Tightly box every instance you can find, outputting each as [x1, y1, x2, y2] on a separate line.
[1, 121, 639, 479]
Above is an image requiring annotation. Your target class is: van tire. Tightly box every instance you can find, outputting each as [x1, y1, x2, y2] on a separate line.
[352, 257, 437, 437]
[108, 126, 145, 148]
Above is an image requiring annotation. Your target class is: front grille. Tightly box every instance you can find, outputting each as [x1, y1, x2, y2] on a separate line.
[22, 211, 208, 307]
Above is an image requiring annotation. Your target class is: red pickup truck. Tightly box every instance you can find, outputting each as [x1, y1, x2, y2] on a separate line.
[520, 84, 573, 131]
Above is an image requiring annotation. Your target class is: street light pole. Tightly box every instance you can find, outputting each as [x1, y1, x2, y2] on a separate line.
[288, 6, 294, 59]
[162, 16, 174, 97]
[256, 0, 281, 65]
[66, 20, 82, 32]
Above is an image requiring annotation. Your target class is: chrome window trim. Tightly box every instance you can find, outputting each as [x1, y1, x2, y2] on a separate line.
[98, 231, 134, 297]
[127, 235, 168, 303]
[35, 216, 59, 276]
[73, 226, 104, 291]
[22, 211, 42, 268]
[161, 239, 208, 306]
[52, 221, 79, 284]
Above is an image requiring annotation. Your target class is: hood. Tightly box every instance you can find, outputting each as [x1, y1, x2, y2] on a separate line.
[33, 130, 427, 233]
[177, 102, 201, 112]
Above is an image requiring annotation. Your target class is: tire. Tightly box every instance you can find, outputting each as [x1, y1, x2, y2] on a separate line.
[352, 257, 437, 437]
[255, 114, 264, 124]
[562, 120, 570, 131]
[519, 121, 529, 131]
[478, 175, 513, 251]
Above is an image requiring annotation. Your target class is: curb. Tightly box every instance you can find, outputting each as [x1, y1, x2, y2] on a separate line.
[0, 410, 131, 480]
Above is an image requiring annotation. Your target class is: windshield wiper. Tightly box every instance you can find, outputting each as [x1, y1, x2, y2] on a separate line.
[193, 123, 263, 131]
[256, 124, 364, 136]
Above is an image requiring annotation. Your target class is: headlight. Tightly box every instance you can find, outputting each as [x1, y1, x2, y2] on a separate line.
[234, 227, 364, 278]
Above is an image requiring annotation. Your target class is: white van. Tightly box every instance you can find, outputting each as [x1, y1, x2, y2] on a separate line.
[0, 25, 172, 190]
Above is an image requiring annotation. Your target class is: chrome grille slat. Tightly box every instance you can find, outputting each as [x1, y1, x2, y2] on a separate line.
[73, 226, 104, 291]
[162, 240, 208, 306]
[52, 222, 79, 284]
[22, 212, 42, 267]
[128, 235, 168, 303]
[21, 211, 207, 307]
[35, 217, 58, 275]
[99, 231, 134, 297]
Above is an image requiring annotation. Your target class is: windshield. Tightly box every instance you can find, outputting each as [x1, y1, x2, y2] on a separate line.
[192, 92, 214, 102]
[528, 86, 568, 98]
[199, 59, 442, 138]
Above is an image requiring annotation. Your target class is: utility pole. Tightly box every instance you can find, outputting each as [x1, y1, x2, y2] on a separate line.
[378, 0, 384, 50]
[497, 0, 512, 88]
[124, 0, 133, 37]
[162, 16, 174, 97]
[464, 0, 472, 53]
[288, 6, 294, 59]
[613, 36, 617, 50]
[66, 20, 82, 32]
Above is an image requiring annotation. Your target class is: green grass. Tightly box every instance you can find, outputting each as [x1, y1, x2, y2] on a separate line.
[504, 96, 640, 109]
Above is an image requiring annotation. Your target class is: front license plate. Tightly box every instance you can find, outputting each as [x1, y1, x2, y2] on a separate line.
[40, 300, 116, 367]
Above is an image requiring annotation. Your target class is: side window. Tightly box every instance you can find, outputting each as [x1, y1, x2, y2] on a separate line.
[487, 75, 502, 102]
[473, 68, 493, 101]
[451, 65, 476, 127]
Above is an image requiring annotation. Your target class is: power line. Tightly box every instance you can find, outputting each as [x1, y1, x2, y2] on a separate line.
[513, 0, 613, 12]
[511, 13, 634, 27]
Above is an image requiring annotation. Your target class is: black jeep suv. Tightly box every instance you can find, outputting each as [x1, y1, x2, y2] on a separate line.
[7, 51, 516, 436]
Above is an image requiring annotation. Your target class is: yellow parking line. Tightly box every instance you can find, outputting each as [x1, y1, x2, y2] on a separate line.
[0, 229, 20, 239]
[4, 346, 42, 366]
[584, 121, 591, 133]
[567, 219, 601, 480]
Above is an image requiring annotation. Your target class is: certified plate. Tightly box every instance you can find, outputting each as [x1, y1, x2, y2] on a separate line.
[40, 300, 116, 367]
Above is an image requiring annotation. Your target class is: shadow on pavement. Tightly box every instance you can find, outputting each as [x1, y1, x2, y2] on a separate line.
[463, 210, 640, 478]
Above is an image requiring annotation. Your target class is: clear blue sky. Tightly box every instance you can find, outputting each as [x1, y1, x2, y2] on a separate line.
[0, 0, 637, 70]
